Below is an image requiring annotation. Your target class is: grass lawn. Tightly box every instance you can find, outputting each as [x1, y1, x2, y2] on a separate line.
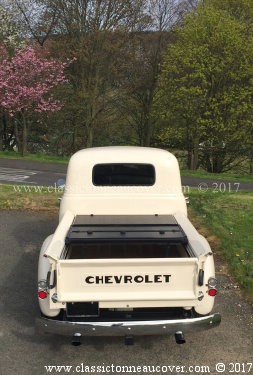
[0, 150, 69, 164]
[182, 169, 253, 182]
[0, 183, 252, 302]
[0, 184, 61, 212]
[189, 189, 253, 302]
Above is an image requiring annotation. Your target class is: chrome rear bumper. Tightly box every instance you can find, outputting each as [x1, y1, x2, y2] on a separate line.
[36, 313, 221, 336]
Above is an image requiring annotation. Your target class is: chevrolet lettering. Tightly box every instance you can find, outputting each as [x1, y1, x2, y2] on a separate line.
[37, 146, 221, 345]
[84, 275, 172, 284]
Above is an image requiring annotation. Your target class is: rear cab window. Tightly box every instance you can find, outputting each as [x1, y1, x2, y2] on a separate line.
[92, 163, 155, 186]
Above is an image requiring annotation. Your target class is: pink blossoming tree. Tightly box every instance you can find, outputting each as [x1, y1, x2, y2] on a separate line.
[0, 46, 70, 155]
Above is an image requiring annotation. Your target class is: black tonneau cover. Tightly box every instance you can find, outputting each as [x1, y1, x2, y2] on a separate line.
[65, 215, 188, 245]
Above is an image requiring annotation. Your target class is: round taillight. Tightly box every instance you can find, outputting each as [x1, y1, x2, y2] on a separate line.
[38, 290, 47, 299]
[208, 288, 217, 297]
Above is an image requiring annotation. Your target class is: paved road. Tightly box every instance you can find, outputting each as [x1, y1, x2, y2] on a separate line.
[1, 158, 253, 190]
[0, 158, 66, 187]
[0, 211, 252, 375]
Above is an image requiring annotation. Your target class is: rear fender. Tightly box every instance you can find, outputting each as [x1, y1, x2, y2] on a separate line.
[195, 236, 216, 315]
[38, 235, 61, 317]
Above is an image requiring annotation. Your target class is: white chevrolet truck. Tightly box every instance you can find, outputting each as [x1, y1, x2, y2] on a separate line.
[37, 146, 221, 345]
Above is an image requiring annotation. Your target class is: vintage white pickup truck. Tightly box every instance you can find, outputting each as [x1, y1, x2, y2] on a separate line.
[37, 146, 221, 345]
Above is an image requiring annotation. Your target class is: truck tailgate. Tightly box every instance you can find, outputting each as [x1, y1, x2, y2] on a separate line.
[56, 258, 198, 303]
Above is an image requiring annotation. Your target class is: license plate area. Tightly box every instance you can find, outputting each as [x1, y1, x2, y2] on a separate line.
[66, 302, 99, 317]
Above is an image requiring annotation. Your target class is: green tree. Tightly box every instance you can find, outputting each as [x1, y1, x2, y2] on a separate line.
[155, 2, 253, 171]
[47, 0, 147, 148]
[0, 4, 24, 52]
[208, 0, 253, 24]
[13, 0, 58, 47]
[116, 0, 194, 147]
[0, 4, 25, 151]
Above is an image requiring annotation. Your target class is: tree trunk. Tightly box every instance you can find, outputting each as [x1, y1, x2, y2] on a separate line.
[211, 147, 226, 173]
[212, 155, 222, 173]
[143, 120, 152, 147]
[71, 129, 76, 154]
[143, 132, 151, 147]
[249, 146, 253, 175]
[188, 139, 199, 170]
[21, 113, 28, 156]
[14, 119, 21, 152]
[0, 114, 3, 151]
[86, 126, 93, 148]
[2, 114, 7, 150]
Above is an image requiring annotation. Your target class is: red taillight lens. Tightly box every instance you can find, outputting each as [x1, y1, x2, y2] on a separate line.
[208, 288, 217, 297]
[38, 290, 47, 299]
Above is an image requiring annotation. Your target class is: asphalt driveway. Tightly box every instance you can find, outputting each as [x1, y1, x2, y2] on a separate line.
[0, 211, 252, 375]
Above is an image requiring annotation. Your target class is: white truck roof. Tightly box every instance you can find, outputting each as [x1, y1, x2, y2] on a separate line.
[60, 146, 187, 219]
[65, 146, 181, 192]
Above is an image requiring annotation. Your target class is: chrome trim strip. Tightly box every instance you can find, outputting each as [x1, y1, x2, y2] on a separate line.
[36, 313, 221, 336]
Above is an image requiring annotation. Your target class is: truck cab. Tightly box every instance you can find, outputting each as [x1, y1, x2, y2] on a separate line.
[37, 146, 221, 344]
